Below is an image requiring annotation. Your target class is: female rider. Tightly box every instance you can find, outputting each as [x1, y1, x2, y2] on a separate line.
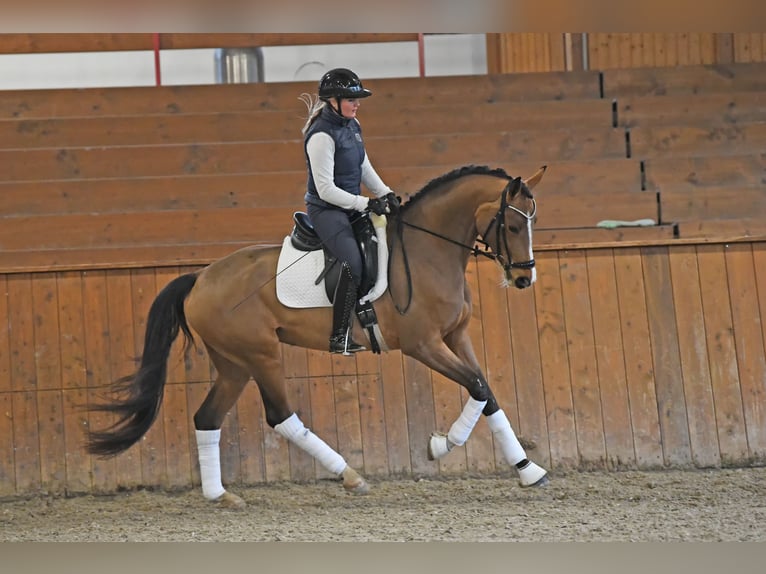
[301, 68, 399, 354]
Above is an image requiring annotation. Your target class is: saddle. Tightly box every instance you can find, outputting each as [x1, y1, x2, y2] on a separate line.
[289, 211, 385, 353]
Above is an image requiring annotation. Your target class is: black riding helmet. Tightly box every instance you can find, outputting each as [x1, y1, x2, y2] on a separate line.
[318, 68, 372, 101]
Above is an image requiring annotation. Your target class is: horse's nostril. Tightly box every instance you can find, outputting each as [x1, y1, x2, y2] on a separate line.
[515, 276, 531, 289]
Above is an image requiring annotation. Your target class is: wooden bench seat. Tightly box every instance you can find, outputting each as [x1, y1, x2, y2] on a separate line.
[0, 70, 602, 120]
[0, 158, 643, 217]
[629, 123, 766, 159]
[602, 62, 766, 97]
[617, 92, 766, 128]
[675, 217, 766, 242]
[0, 187, 660, 272]
[0, 99, 615, 149]
[642, 154, 765, 190]
[0, 189, 658, 250]
[0, 128, 629, 181]
[659, 185, 766, 224]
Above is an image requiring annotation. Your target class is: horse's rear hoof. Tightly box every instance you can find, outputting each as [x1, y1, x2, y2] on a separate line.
[342, 466, 370, 495]
[215, 491, 247, 509]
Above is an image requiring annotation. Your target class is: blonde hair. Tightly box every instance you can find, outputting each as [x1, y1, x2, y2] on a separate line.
[299, 93, 326, 136]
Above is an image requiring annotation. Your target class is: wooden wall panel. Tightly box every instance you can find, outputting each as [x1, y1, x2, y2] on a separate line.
[642, 247, 692, 466]
[725, 244, 766, 461]
[613, 249, 663, 467]
[696, 245, 749, 465]
[585, 250, 635, 469]
[588, 34, 719, 70]
[0, 391, 16, 495]
[667, 247, 721, 468]
[57, 272, 91, 493]
[2, 242, 766, 495]
[486, 33, 567, 73]
[0, 277, 14, 495]
[235, 382, 266, 484]
[734, 33, 766, 63]
[535, 252, 579, 469]
[379, 351, 411, 476]
[559, 250, 607, 468]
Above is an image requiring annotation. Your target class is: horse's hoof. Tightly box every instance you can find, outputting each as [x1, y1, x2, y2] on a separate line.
[214, 491, 247, 509]
[427, 432, 452, 461]
[342, 467, 370, 495]
[518, 461, 549, 487]
[530, 474, 550, 487]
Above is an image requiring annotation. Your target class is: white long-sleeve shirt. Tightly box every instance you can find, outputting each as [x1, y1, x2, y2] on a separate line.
[306, 130, 394, 212]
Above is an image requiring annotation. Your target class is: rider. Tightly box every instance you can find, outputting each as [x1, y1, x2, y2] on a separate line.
[302, 67, 400, 355]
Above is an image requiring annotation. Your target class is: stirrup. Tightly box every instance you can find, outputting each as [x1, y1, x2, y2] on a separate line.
[329, 332, 366, 355]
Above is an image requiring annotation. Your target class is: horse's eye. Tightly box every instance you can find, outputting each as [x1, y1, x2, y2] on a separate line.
[508, 225, 520, 234]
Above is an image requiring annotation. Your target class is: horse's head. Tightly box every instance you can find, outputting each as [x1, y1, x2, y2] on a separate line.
[475, 166, 546, 289]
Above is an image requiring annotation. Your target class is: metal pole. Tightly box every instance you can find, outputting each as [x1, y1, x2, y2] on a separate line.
[417, 33, 425, 77]
[153, 33, 162, 86]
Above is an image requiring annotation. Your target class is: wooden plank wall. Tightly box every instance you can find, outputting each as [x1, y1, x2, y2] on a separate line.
[487, 33, 766, 72]
[1, 244, 765, 496]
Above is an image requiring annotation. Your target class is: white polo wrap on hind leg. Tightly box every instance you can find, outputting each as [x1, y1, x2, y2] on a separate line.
[275, 413, 347, 475]
[447, 397, 487, 446]
[195, 429, 226, 500]
[486, 409, 526, 465]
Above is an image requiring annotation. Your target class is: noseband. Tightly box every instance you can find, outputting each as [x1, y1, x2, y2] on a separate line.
[477, 179, 537, 274]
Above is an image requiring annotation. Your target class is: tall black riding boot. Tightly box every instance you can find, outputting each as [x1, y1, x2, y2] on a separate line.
[329, 262, 366, 355]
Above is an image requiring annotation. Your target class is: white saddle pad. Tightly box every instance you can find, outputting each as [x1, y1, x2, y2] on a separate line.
[276, 237, 333, 308]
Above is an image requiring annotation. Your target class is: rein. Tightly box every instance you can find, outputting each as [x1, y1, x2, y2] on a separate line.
[391, 178, 536, 315]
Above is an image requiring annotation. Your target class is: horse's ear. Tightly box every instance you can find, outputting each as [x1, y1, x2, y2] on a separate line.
[523, 165, 547, 190]
[509, 176, 522, 196]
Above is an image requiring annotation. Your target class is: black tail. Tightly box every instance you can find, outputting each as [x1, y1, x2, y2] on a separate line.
[87, 272, 198, 457]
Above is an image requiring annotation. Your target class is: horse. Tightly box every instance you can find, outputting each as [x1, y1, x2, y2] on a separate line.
[86, 163, 549, 508]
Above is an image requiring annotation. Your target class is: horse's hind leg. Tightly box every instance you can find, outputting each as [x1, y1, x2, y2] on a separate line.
[192, 345, 251, 509]
[248, 348, 369, 495]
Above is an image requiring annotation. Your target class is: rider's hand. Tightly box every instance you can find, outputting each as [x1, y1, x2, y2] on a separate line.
[367, 197, 388, 216]
[383, 192, 401, 216]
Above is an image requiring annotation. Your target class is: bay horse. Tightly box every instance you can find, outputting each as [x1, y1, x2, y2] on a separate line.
[87, 164, 549, 508]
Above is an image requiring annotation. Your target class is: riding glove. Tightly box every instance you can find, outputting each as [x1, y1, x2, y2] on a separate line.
[384, 192, 401, 215]
[367, 197, 388, 215]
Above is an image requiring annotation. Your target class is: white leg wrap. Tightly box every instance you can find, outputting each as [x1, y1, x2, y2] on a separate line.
[275, 413, 347, 476]
[486, 409, 526, 465]
[447, 397, 487, 447]
[195, 429, 226, 500]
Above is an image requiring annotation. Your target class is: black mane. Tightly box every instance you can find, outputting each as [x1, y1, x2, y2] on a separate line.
[401, 165, 517, 211]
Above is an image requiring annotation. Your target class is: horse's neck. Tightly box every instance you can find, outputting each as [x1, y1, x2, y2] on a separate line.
[400, 184, 491, 274]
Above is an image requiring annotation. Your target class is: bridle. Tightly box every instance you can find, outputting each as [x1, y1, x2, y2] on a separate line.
[391, 177, 537, 314]
[476, 177, 537, 273]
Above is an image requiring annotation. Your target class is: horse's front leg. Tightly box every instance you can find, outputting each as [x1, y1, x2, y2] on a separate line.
[412, 333, 548, 488]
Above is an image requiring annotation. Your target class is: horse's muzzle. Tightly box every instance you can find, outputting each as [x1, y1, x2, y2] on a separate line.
[514, 276, 532, 289]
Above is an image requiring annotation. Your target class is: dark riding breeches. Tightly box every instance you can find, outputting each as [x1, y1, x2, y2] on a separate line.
[306, 203, 363, 285]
